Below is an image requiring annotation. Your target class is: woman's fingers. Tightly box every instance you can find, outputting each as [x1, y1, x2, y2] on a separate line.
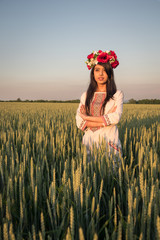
[79, 112, 85, 119]
[80, 104, 86, 114]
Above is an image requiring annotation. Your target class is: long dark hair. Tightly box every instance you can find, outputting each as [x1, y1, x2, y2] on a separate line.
[85, 62, 117, 115]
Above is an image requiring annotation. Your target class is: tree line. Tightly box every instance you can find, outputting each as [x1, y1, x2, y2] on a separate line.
[0, 98, 80, 103]
[0, 98, 160, 104]
[127, 98, 160, 104]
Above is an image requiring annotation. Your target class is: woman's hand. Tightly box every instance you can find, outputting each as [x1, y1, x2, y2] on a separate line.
[79, 105, 117, 123]
[79, 112, 88, 120]
[79, 104, 88, 120]
[80, 105, 86, 114]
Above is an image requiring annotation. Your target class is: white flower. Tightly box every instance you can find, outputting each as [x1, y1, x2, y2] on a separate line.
[90, 58, 98, 65]
[93, 51, 98, 55]
[109, 57, 115, 63]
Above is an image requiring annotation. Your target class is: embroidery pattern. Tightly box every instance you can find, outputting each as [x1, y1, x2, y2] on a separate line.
[80, 104, 86, 114]
[79, 104, 87, 131]
[90, 93, 106, 132]
[79, 120, 86, 131]
[103, 114, 111, 126]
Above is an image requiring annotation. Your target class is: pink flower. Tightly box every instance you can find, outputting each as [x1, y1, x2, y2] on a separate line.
[87, 53, 94, 59]
[97, 52, 109, 63]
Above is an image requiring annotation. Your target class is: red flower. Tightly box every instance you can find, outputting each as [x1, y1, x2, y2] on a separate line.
[111, 60, 119, 68]
[87, 65, 91, 70]
[109, 50, 117, 60]
[87, 53, 94, 59]
[98, 50, 102, 53]
[97, 52, 109, 63]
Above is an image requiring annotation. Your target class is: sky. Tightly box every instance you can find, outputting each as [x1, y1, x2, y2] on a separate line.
[0, 0, 160, 101]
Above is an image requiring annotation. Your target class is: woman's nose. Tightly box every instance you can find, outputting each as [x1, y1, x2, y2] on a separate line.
[100, 70, 103, 75]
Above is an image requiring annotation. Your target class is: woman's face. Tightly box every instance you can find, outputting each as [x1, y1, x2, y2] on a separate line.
[94, 64, 108, 86]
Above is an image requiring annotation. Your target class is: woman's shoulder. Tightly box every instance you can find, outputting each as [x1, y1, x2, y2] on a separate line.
[80, 91, 87, 104]
[113, 89, 124, 99]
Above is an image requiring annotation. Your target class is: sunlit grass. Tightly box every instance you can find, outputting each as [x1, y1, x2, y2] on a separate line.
[0, 102, 160, 239]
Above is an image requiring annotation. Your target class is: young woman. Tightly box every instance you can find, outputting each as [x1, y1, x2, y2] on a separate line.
[76, 50, 124, 156]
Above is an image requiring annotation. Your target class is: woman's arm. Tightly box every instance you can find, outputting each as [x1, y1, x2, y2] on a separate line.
[77, 90, 123, 129]
[85, 120, 105, 128]
[79, 113, 104, 123]
[76, 92, 88, 131]
[102, 91, 124, 126]
[79, 105, 117, 124]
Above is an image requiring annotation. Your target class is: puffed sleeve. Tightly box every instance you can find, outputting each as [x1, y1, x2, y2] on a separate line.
[76, 92, 88, 131]
[102, 90, 124, 126]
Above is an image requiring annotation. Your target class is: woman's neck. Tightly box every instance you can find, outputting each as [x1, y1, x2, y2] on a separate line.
[96, 85, 106, 92]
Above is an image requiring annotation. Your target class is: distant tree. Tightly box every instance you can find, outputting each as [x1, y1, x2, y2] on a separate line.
[127, 98, 160, 104]
[128, 98, 137, 104]
[137, 99, 160, 104]
[16, 98, 22, 102]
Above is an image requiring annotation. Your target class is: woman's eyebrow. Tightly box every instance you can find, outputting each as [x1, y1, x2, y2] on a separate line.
[95, 67, 104, 70]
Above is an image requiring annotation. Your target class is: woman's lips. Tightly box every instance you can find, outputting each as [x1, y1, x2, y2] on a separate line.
[98, 77, 104, 81]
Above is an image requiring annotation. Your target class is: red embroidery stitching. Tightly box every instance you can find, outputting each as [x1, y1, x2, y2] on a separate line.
[90, 93, 106, 132]
[79, 120, 86, 130]
[103, 114, 111, 126]
[80, 104, 86, 114]
[91, 93, 98, 116]
[108, 141, 119, 152]
[81, 121, 87, 131]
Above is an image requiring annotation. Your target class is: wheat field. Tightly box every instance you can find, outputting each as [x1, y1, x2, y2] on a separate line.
[0, 102, 160, 240]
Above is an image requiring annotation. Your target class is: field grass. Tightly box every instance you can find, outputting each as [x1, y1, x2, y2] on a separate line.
[0, 102, 160, 240]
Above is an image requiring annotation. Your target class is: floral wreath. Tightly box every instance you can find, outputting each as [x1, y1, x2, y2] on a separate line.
[85, 50, 119, 70]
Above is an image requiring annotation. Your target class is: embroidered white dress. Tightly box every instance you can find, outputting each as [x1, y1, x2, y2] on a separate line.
[76, 90, 124, 155]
